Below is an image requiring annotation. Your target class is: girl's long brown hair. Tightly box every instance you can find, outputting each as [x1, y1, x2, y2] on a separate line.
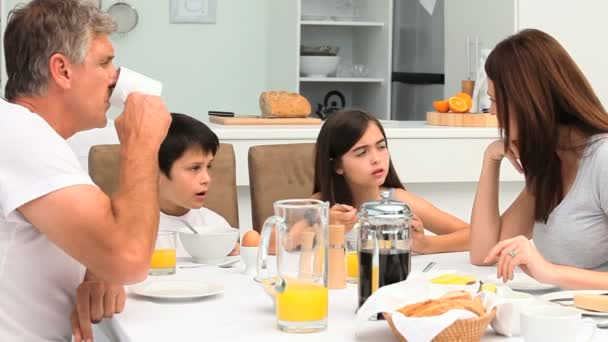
[313, 109, 404, 206]
[485, 29, 608, 222]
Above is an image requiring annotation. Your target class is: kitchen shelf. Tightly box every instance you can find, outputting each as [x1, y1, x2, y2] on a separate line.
[300, 20, 385, 27]
[267, 0, 393, 119]
[299, 77, 384, 83]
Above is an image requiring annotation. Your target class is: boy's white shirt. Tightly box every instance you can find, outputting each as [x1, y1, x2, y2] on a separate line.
[159, 207, 233, 257]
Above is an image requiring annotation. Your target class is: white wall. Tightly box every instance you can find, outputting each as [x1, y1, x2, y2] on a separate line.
[444, 0, 516, 98]
[518, 0, 608, 107]
[2, 0, 271, 121]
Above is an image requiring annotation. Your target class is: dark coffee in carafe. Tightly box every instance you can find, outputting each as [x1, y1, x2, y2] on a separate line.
[358, 248, 410, 308]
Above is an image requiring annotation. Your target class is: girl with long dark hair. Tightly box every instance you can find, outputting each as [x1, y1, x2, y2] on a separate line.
[313, 110, 469, 254]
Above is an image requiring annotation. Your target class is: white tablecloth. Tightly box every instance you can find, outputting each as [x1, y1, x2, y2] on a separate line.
[97, 252, 607, 341]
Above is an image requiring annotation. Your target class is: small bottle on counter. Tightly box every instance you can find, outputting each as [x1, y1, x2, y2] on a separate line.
[328, 224, 346, 289]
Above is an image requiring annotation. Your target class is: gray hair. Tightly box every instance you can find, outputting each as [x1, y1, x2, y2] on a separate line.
[4, 0, 116, 100]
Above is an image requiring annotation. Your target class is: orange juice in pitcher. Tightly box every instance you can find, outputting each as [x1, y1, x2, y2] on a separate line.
[276, 279, 328, 322]
[256, 199, 329, 333]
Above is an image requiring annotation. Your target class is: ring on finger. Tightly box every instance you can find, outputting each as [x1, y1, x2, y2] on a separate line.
[508, 249, 518, 258]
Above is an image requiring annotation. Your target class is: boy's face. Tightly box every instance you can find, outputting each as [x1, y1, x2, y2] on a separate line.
[159, 147, 214, 213]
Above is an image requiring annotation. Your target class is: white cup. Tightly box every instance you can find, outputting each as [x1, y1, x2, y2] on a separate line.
[521, 306, 596, 342]
[491, 289, 535, 336]
[109, 67, 163, 108]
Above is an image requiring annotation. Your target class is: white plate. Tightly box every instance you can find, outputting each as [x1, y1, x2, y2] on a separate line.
[541, 290, 608, 317]
[486, 273, 559, 292]
[130, 280, 224, 300]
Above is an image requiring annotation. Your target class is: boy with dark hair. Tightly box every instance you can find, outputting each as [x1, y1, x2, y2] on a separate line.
[158, 113, 238, 256]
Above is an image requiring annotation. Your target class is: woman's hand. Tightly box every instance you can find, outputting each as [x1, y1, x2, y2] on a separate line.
[484, 235, 555, 284]
[484, 140, 524, 174]
[329, 204, 358, 233]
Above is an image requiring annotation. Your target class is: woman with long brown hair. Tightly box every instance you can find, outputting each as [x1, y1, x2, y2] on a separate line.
[470, 29, 608, 289]
[312, 109, 469, 254]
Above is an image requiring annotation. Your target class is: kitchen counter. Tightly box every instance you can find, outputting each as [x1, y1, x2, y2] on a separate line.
[204, 120, 520, 186]
[69, 120, 520, 186]
[208, 120, 503, 140]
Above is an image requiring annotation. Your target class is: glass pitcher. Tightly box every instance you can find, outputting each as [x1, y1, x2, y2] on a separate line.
[256, 199, 329, 333]
[357, 190, 412, 310]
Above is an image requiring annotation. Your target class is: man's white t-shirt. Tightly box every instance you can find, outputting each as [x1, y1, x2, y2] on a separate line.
[159, 207, 233, 257]
[0, 99, 94, 341]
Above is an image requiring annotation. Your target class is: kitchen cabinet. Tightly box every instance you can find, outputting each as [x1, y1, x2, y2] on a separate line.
[267, 0, 393, 119]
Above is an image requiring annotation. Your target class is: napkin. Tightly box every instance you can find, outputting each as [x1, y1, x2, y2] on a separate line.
[355, 271, 502, 342]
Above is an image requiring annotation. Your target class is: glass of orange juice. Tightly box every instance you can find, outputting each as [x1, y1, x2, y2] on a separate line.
[345, 229, 358, 283]
[149, 230, 177, 276]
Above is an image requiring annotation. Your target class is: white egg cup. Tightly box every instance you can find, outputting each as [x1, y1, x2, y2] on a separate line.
[240, 246, 259, 276]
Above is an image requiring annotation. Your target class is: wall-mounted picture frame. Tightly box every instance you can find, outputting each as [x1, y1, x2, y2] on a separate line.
[170, 0, 217, 24]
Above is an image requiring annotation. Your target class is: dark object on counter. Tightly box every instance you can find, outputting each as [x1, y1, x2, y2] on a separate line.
[208, 111, 235, 117]
[315, 90, 345, 120]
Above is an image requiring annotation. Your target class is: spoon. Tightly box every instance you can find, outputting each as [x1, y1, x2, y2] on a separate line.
[422, 261, 436, 273]
[180, 220, 199, 234]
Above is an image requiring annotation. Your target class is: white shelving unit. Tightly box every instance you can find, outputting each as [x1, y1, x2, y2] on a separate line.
[300, 20, 385, 27]
[300, 77, 384, 83]
[267, 0, 393, 119]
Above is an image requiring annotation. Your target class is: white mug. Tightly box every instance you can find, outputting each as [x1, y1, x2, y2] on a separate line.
[521, 306, 596, 342]
[109, 67, 163, 108]
[491, 290, 535, 336]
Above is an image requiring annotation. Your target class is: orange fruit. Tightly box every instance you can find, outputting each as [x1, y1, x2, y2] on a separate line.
[433, 100, 450, 113]
[448, 96, 469, 113]
[455, 93, 473, 112]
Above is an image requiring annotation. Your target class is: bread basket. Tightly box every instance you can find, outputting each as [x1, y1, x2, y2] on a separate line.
[384, 308, 496, 342]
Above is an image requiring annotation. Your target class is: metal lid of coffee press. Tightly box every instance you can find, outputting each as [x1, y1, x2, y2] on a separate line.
[359, 190, 412, 219]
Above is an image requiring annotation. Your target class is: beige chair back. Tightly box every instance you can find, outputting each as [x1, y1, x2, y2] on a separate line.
[248, 143, 315, 231]
[88, 143, 239, 228]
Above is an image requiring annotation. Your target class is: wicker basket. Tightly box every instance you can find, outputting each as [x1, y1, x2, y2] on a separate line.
[384, 309, 496, 342]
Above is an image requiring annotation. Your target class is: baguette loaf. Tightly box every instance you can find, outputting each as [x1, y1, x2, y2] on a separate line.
[397, 291, 485, 318]
[259, 91, 311, 118]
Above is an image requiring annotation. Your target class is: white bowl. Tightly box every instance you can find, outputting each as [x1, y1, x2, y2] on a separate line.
[179, 229, 239, 264]
[300, 56, 340, 77]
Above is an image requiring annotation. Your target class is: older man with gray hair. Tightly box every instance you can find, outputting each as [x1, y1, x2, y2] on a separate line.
[0, 0, 171, 341]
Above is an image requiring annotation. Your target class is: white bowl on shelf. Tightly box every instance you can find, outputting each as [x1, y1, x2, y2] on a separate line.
[300, 56, 340, 77]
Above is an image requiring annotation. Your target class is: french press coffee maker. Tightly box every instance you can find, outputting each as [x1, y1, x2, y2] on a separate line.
[357, 190, 412, 309]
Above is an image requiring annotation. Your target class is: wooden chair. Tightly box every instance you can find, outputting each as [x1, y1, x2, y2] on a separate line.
[88, 143, 239, 227]
[248, 143, 315, 231]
